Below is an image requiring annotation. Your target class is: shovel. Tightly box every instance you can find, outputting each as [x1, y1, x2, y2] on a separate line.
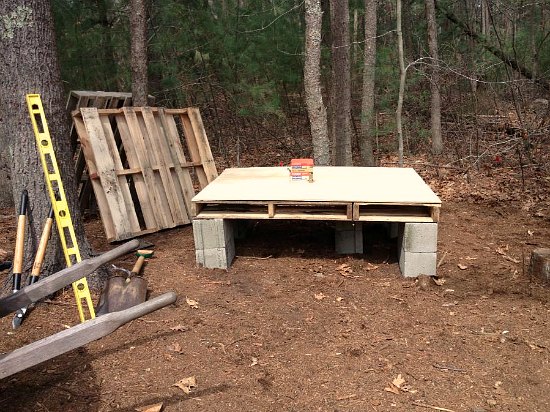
[95, 249, 153, 316]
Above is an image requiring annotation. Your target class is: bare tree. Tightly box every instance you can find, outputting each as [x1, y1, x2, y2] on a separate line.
[425, 0, 442, 155]
[0, 1, 96, 284]
[396, 0, 405, 166]
[360, 0, 377, 166]
[130, 0, 148, 105]
[304, 0, 330, 165]
[330, 0, 352, 166]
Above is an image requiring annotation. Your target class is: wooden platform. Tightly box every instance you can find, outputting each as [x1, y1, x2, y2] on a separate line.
[192, 167, 441, 222]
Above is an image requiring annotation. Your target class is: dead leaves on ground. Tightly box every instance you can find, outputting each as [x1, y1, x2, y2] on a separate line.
[173, 376, 197, 394]
[185, 297, 199, 309]
[384, 373, 417, 395]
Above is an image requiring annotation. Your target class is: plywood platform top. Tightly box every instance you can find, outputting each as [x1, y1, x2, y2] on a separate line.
[192, 167, 441, 205]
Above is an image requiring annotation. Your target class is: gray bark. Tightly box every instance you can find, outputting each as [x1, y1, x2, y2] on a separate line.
[130, 0, 148, 106]
[425, 0, 442, 155]
[396, 0, 405, 167]
[304, 0, 330, 165]
[0, 1, 97, 287]
[360, 0, 377, 167]
[330, 0, 352, 166]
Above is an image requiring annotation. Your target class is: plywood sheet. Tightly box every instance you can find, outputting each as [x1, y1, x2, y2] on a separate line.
[192, 167, 441, 205]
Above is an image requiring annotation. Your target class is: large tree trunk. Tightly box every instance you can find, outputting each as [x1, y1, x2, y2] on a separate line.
[425, 0, 442, 155]
[304, 0, 330, 165]
[396, 0, 405, 167]
[130, 0, 148, 106]
[0, 1, 96, 287]
[330, 0, 352, 166]
[360, 0, 377, 167]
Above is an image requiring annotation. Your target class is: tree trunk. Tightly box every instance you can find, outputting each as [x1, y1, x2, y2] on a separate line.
[425, 0, 442, 155]
[360, 0, 377, 167]
[304, 0, 330, 165]
[396, 0, 405, 167]
[0, 1, 97, 286]
[330, 0, 352, 166]
[130, 0, 148, 106]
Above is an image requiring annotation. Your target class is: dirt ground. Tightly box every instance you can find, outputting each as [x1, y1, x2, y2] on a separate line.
[1, 162, 550, 412]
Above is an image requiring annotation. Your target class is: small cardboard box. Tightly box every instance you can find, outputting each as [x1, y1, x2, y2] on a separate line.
[289, 158, 313, 181]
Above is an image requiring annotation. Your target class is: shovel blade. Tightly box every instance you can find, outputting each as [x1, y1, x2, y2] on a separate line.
[96, 276, 148, 316]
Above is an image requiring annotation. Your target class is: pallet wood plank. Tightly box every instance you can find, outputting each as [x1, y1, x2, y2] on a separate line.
[72, 114, 116, 240]
[179, 113, 209, 188]
[115, 114, 157, 230]
[98, 115, 141, 233]
[159, 109, 195, 220]
[153, 109, 191, 224]
[80, 108, 134, 239]
[187, 108, 218, 186]
[123, 107, 173, 229]
[141, 107, 184, 225]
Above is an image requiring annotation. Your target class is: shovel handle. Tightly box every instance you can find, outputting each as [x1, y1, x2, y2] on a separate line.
[131, 255, 146, 276]
[30, 206, 54, 282]
[12, 190, 29, 291]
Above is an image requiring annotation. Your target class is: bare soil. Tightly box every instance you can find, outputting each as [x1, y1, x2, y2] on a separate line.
[1, 162, 550, 412]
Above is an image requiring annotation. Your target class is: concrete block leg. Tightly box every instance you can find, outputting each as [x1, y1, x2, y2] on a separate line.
[398, 222, 438, 277]
[335, 222, 363, 254]
[193, 219, 235, 269]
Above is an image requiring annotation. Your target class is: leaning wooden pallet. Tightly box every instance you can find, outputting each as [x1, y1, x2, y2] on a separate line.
[66, 91, 138, 211]
[72, 106, 218, 242]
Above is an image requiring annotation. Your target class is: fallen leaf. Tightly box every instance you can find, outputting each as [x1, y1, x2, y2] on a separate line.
[186, 297, 199, 309]
[384, 384, 400, 394]
[173, 376, 197, 394]
[167, 342, 183, 354]
[433, 277, 446, 286]
[337, 263, 353, 277]
[135, 402, 163, 412]
[365, 262, 379, 271]
[314, 292, 327, 300]
[457, 263, 468, 270]
[250, 357, 258, 366]
[337, 263, 352, 272]
[392, 374, 406, 388]
[170, 324, 188, 332]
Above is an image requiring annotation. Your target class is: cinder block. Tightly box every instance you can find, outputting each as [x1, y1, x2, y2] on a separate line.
[398, 248, 437, 277]
[335, 222, 363, 254]
[399, 222, 438, 253]
[193, 219, 234, 250]
[196, 241, 236, 269]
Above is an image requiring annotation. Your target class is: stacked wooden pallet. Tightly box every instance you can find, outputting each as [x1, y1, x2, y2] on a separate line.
[192, 167, 441, 223]
[72, 107, 217, 241]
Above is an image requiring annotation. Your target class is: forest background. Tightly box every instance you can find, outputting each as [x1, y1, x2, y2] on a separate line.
[37, 0, 550, 172]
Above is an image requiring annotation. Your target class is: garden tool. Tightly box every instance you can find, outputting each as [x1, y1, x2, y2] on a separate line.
[95, 249, 153, 315]
[12, 205, 55, 329]
[11, 190, 28, 295]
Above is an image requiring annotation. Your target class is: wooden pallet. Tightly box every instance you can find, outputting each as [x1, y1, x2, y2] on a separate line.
[66, 91, 143, 210]
[194, 201, 354, 220]
[72, 107, 217, 241]
[192, 167, 441, 223]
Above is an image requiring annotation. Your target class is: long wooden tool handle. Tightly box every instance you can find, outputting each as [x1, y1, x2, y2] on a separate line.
[131, 255, 146, 275]
[0, 239, 140, 318]
[29, 206, 55, 284]
[12, 190, 29, 292]
[0, 291, 177, 380]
